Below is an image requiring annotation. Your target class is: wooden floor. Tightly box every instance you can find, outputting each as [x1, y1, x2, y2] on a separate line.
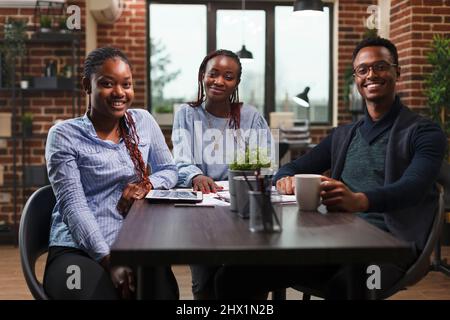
[1, 245, 450, 300]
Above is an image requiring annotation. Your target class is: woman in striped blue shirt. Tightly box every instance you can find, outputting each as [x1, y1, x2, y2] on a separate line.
[43, 47, 178, 299]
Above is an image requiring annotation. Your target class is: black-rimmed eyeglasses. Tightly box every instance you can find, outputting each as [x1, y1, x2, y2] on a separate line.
[353, 61, 398, 78]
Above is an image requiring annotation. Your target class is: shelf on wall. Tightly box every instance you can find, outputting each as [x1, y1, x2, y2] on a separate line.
[0, 133, 48, 139]
[0, 228, 16, 245]
[0, 33, 80, 45]
[0, 87, 80, 92]
[0, 24, 81, 240]
[22, 133, 49, 139]
[29, 32, 80, 43]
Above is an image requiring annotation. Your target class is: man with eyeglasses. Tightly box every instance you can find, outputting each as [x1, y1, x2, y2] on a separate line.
[213, 37, 446, 299]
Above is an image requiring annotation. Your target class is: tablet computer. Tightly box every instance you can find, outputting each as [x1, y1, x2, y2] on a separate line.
[145, 190, 203, 203]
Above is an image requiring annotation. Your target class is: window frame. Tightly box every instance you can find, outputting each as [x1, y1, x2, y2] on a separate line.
[146, 0, 333, 125]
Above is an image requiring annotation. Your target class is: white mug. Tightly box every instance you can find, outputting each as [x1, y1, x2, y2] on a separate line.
[294, 174, 322, 211]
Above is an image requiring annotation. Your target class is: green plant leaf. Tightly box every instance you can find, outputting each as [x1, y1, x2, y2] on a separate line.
[424, 35, 450, 159]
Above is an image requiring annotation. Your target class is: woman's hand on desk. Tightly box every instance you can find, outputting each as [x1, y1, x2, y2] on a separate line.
[192, 175, 223, 194]
[117, 182, 152, 216]
[320, 176, 369, 213]
[276, 176, 295, 195]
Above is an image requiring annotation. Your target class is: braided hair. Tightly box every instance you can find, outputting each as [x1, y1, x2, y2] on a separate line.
[84, 47, 151, 191]
[189, 49, 243, 129]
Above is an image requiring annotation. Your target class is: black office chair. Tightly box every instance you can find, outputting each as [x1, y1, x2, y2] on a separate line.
[377, 188, 445, 299]
[273, 187, 445, 300]
[19, 185, 55, 300]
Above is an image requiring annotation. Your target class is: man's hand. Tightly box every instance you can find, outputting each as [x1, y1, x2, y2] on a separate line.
[192, 175, 223, 194]
[320, 176, 369, 212]
[117, 182, 152, 216]
[276, 176, 295, 195]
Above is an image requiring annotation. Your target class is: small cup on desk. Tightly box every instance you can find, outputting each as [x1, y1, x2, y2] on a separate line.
[294, 174, 322, 212]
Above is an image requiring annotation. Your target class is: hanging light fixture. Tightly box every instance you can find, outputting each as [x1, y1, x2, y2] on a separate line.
[236, 45, 253, 59]
[293, 0, 324, 16]
[236, 0, 253, 60]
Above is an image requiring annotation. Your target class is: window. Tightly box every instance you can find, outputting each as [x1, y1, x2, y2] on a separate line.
[275, 6, 331, 123]
[148, 2, 333, 125]
[217, 9, 265, 115]
[149, 4, 206, 115]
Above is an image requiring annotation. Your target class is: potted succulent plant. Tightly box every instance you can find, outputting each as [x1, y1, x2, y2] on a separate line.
[229, 145, 271, 171]
[39, 15, 52, 33]
[228, 146, 271, 212]
[58, 16, 68, 33]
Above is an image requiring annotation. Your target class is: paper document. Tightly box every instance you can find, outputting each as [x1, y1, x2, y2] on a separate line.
[215, 181, 229, 191]
[216, 191, 296, 204]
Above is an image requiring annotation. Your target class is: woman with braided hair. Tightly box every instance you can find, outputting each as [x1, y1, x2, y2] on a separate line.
[171, 49, 271, 299]
[44, 47, 178, 299]
[172, 49, 270, 193]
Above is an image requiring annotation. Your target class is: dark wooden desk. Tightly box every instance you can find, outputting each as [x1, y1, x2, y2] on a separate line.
[111, 200, 414, 298]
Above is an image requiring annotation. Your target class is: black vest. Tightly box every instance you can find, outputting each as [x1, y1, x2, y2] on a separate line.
[330, 105, 439, 252]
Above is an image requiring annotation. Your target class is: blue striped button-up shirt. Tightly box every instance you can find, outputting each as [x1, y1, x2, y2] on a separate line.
[45, 108, 177, 261]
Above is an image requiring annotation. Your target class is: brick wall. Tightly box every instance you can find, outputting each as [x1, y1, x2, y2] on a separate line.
[307, 0, 378, 143]
[0, 1, 86, 227]
[390, 0, 450, 115]
[336, 0, 377, 127]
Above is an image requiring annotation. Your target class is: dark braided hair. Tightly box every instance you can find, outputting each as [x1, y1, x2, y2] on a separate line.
[84, 47, 151, 191]
[189, 49, 243, 129]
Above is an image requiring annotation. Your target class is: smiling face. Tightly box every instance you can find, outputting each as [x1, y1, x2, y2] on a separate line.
[353, 46, 399, 105]
[202, 55, 240, 103]
[83, 58, 134, 120]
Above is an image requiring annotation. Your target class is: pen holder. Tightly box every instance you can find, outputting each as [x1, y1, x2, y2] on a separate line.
[248, 191, 282, 233]
[234, 176, 258, 219]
